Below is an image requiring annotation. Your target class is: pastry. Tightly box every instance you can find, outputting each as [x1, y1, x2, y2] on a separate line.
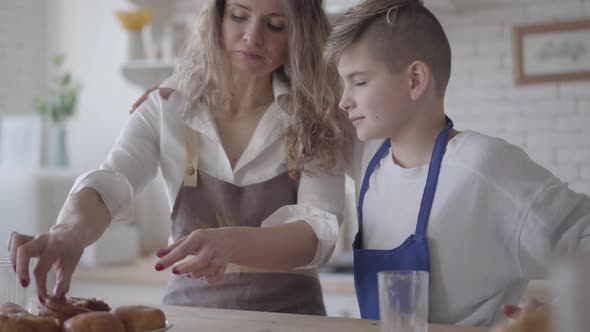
[0, 311, 60, 332]
[113, 305, 166, 332]
[63, 312, 125, 332]
[38, 296, 111, 325]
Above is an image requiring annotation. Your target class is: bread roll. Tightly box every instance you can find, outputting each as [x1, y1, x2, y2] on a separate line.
[0, 312, 60, 332]
[63, 312, 125, 332]
[113, 305, 166, 332]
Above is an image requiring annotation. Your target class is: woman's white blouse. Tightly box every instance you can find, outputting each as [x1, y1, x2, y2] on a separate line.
[67, 76, 344, 267]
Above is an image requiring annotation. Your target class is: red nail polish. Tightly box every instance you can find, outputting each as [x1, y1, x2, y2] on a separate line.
[13, 265, 16, 272]
[172, 267, 180, 275]
[38, 296, 45, 304]
[21, 279, 29, 287]
[187, 274, 192, 278]
[155, 263, 164, 271]
[156, 249, 167, 258]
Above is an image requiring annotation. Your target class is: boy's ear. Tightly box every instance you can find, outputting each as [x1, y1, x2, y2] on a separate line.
[407, 61, 430, 101]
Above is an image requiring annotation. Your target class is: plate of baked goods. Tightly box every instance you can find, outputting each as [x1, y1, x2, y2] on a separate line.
[0, 296, 172, 332]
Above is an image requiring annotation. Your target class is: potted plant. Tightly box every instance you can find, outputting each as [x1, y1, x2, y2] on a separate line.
[33, 54, 81, 167]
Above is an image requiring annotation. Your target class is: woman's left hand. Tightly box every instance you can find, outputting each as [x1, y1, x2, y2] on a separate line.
[154, 229, 233, 284]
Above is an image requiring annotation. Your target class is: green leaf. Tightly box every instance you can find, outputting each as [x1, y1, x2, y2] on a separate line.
[33, 97, 49, 115]
[53, 54, 65, 67]
[62, 73, 71, 86]
[36, 53, 80, 123]
[50, 104, 60, 123]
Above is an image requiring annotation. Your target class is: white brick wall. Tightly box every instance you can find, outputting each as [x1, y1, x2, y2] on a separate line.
[173, 0, 204, 21]
[0, 1, 47, 116]
[437, 0, 590, 194]
[0, 0, 201, 117]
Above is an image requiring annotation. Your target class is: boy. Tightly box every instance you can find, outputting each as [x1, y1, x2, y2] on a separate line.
[325, 0, 590, 326]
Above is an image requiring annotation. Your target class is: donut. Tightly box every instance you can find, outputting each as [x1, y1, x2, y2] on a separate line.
[63, 312, 125, 332]
[113, 305, 166, 332]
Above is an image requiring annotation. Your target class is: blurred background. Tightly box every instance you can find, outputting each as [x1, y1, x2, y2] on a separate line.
[0, 0, 588, 317]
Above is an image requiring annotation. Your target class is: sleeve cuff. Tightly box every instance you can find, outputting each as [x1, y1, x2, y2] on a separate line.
[260, 204, 340, 268]
[68, 170, 135, 224]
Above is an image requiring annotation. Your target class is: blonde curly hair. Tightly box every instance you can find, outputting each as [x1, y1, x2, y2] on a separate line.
[174, 0, 351, 175]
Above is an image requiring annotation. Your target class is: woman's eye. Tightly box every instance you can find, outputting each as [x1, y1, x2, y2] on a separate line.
[354, 81, 366, 86]
[231, 14, 246, 22]
[267, 23, 285, 32]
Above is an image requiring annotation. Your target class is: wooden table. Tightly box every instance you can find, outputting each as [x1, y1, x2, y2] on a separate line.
[156, 305, 488, 332]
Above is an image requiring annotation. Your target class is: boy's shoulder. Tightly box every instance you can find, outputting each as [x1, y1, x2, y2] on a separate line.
[450, 130, 526, 163]
[448, 130, 556, 194]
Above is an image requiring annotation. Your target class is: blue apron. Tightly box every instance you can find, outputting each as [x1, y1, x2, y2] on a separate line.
[353, 116, 453, 320]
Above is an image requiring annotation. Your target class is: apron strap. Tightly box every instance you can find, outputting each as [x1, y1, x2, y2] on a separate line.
[357, 139, 391, 246]
[415, 116, 453, 236]
[184, 127, 199, 187]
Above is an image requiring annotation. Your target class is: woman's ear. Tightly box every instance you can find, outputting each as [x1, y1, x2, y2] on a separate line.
[407, 61, 430, 101]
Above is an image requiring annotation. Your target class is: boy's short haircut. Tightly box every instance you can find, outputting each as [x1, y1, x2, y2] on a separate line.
[325, 0, 452, 97]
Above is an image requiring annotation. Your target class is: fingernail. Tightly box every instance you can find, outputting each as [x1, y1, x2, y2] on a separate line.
[21, 279, 29, 288]
[38, 295, 45, 304]
[13, 265, 16, 272]
[186, 274, 191, 278]
[172, 267, 180, 275]
[155, 263, 164, 271]
[156, 249, 166, 257]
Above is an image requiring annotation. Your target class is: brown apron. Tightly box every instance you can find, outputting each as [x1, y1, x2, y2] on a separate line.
[162, 127, 326, 315]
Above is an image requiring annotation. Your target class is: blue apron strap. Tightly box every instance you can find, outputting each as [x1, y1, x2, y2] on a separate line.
[357, 139, 391, 246]
[415, 116, 454, 236]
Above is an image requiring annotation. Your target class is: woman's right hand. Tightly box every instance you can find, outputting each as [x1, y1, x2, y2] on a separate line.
[129, 85, 175, 114]
[8, 229, 85, 301]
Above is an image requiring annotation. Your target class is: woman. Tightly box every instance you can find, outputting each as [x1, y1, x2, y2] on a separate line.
[8, 0, 350, 315]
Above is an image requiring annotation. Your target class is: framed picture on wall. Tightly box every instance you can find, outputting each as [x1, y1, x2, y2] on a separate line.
[512, 19, 590, 85]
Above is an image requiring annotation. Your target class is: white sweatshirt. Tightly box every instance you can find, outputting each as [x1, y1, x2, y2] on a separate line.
[349, 130, 590, 326]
